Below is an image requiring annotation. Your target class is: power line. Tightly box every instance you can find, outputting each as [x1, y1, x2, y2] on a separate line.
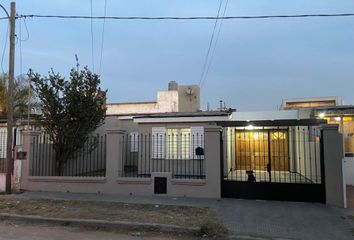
[1, 22, 9, 73]
[90, 0, 95, 72]
[16, 13, 354, 20]
[19, 17, 30, 42]
[200, 0, 229, 88]
[99, 0, 108, 75]
[198, 0, 224, 86]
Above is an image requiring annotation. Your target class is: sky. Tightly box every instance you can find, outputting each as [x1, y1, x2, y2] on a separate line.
[0, 0, 354, 111]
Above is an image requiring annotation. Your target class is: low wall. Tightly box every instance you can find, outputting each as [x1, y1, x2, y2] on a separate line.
[21, 127, 222, 199]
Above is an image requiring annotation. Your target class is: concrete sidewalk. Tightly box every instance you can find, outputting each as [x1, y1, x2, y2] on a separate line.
[10, 191, 354, 240]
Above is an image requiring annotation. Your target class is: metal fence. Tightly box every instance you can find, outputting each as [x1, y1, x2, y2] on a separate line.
[30, 133, 107, 177]
[119, 133, 205, 179]
[0, 128, 6, 173]
[223, 126, 322, 184]
[0, 127, 23, 173]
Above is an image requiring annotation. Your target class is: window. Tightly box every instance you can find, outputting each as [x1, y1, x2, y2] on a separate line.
[166, 128, 190, 159]
[152, 127, 166, 159]
[151, 126, 204, 160]
[327, 116, 354, 155]
[130, 132, 139, 152]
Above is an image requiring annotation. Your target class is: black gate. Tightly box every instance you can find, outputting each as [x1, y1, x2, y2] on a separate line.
[219, 120, 326, 203]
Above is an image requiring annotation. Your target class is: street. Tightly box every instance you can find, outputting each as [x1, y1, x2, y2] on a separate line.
[0, 221, 195, 240]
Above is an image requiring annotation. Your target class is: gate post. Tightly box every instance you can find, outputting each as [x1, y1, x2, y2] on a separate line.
[21, 130, 40, 191]
[322, 124, 345, 207]
[204, 126, 222, 198]
[106, 129, 126, 185]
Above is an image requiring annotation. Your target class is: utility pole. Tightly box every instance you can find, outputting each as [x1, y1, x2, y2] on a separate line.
[6, 1, 15, 194]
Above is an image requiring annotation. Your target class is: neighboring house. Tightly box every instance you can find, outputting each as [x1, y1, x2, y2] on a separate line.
[98, 81, 202, 137]
[106, 81, 200, 115]
[280, 96, 354, 186]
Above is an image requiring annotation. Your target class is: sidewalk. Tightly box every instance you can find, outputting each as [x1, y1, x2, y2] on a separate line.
[7, 191, 354, 240]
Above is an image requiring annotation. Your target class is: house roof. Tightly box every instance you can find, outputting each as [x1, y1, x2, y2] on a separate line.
[131, 111, 232, 123]
[313, 105, 354, 115]
[133, 111, 231, 119]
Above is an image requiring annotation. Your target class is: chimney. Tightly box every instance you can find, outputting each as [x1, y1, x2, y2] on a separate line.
[168, 81, 178, 91]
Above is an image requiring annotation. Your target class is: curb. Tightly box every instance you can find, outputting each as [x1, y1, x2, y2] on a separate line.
[0, 213, 200, 235]
[228, 234, 293, 240]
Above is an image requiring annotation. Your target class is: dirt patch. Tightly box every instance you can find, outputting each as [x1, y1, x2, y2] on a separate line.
[0, 197, 224, 232]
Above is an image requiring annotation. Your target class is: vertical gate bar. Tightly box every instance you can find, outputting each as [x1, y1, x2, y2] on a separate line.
[277, 127, 280, 183]
[263, 127, 266, 181]
[283, 128, 286, 183]
[319, 129, 326, 202]
[220, 128, 224, 191]
[43, 134, 46, 176]
[303, 127, 307, 182]
[309, 126, 313, 183]
[314, 128, 318, 183]
[267, 129, 271, 183]
[100, 135, 102, 176]
[148, 134, 151, 177]
[289, 127, 293, 183]
[140, 134, 144, 177]
[234, 128, 237, 181]
[91, 137, 94, 176]
[121, 135, 125, 177]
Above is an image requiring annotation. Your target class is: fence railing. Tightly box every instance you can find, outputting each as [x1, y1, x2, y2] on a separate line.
[30, 133, 107, 177]
[0, 128, 6, 173]
[119, 133, 205, 179]
[223, 126, 323, 184]
[0, 127, 22, 173]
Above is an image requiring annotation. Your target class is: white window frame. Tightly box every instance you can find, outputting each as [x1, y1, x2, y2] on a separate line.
[129, 132, 139, 153]
[166, 128, 191, 160]
[152, 127, 166, 159]
[151, 126, 204, 160]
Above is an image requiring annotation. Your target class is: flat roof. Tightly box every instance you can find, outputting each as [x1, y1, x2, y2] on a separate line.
[107, 101, 157, 105]
[133, 111, 230, 119]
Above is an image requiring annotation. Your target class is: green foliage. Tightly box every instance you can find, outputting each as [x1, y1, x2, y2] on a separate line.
[30, 66, 107, 175]
[0, 74, 32, 119]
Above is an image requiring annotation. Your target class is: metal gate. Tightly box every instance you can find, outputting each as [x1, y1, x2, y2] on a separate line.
[0, 127, 21, 173]
[220, 120, 326, 203]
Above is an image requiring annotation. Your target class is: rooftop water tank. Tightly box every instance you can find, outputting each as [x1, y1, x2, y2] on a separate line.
[168, 81, 178, 91]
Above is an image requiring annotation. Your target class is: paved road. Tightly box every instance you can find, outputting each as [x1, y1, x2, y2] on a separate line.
[10, 191, 354, 240]
[0, 221, 193, 240]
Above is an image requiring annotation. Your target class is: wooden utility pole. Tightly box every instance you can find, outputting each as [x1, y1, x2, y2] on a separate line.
[6, 2, 15, 194]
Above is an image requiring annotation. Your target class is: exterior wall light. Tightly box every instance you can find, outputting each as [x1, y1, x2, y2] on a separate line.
[245, 125, 255, 130]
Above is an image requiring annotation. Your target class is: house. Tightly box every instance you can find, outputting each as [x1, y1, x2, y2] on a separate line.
[13, 86, 346, 208]
[280, 97, 354, 186]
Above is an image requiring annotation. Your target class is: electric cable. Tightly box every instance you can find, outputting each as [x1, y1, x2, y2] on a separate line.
[200, 0, 229, 88]
[17, 13, 354, 20]
[1, 22, 9, 73]
[198, 0, 224, 86]
[99, 0, 107, 75]
[90, 0, 95, 72]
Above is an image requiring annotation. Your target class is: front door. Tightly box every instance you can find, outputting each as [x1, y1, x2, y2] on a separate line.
[235, 130, 289, 174]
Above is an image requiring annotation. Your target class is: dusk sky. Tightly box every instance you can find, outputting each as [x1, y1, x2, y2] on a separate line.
[1, 0, 354, 111]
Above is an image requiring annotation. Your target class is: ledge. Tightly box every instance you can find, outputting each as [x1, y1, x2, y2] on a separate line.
[170, 178, 207, 186]
[27, 176, 107, 183]
[116, 177, 152, 184]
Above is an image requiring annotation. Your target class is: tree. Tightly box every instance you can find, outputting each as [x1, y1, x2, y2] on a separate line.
[0, 74, 32, 119]
[30, 66, 107, 175]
